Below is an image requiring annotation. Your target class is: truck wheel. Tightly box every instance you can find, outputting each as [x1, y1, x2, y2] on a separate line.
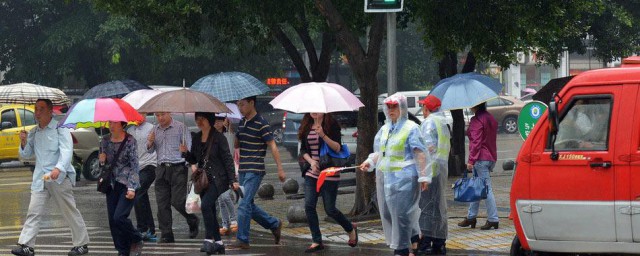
[503, 116, 518, 134]
[82, 152, 102, 181]
[510, 235, 531, 256]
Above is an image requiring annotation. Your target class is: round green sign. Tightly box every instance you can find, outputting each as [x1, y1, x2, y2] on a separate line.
[518, 101, 547, 140]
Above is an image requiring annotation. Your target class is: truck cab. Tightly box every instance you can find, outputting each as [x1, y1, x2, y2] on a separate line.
[510, 57, 640, 255]
[0, 104, 36, 168]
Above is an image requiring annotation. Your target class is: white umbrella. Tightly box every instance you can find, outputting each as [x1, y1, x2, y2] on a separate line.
[122, 89, 163, 110]
[0, 83, 70, 105]
[269, 82, 363, 113]
[216, 103, 242, 121]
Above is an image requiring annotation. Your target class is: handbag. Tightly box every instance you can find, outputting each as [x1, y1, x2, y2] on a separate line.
[192, 133, 212, 194]
[452, 168, 488, 202]
[318, 140, 350, 170]
[97, 134, 129, 194]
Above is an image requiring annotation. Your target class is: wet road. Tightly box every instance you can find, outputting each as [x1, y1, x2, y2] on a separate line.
[0, 134, 522, 256]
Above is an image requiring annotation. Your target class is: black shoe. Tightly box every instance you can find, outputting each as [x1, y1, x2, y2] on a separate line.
[457, 218, 477, 228]
[431, 244, 446, 255]
[271, 219, 283, 244]
[480, 221, 499, 230]
[158, 233, 175, 243]
[189, 217, 200, 239]
[203, 241, 225, 255]
[11, 244, 34, 256]
[67, 244, 89, 256]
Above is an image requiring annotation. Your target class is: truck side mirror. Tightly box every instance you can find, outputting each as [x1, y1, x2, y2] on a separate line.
[0, 121, 13, 130]
[548, 94, 559, 160]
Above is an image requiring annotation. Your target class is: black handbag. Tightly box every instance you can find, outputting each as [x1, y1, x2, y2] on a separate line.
[318, 141, 350, 170]
[97, 134, 129, 194]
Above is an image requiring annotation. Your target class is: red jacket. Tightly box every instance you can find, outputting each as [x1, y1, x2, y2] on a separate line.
[467, 109, 498, 164]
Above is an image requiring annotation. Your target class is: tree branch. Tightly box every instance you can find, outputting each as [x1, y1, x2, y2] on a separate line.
[273, 24, 311, 82]
[314, 0, 366, 67]
[293, 10, 318, 74]
[313, 32, 336, 81]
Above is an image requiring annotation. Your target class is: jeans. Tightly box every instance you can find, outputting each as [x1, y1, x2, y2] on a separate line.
[201, 184, 222, 241]
[467, 161, 499, 222]
[236, 172, 279, 243]
[107, 182, 142, 255]
[217, 189, 236, 228]
[304, 176, 353, 244]
[134, 165, 156, 233]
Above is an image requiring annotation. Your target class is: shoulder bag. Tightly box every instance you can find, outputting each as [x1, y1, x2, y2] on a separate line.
[318, 140, 351, 170]
[452, 168, 488, 202]
[192, 134, 211, 194]
[97, 134, 129, 194]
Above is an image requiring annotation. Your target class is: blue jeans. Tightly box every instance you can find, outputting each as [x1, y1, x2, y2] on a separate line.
[107, 182, 142, 255]
[236, 172, 279, 243]
[217, 189, 236, 228]
[466, 161, 499, 222]
[304, 176, 353, 244]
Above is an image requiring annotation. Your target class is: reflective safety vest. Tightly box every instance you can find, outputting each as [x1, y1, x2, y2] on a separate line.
[378, 121, 417, 172]
[430, 115, 451, 160]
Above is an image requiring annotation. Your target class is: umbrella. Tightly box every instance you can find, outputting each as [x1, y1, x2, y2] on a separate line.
[58, 98, 144, 129]
[138, 88, 231, 114]
[269, 82, 364, 113]
[83, 79, 151, 99]
[522, 88, 537, 94]
[191, 72, 269, 102]
[428, 72, 503, 110]
[0, 83, 70, 105]
[216, 103, 242, 121]
[532, 76, 574, 104]
[122, 89, 163, 110]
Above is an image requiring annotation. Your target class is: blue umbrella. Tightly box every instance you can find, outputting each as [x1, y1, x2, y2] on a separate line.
[191, 72, 269, 102]
[428, 72, 503, 110]
[83, 79, 151, 99]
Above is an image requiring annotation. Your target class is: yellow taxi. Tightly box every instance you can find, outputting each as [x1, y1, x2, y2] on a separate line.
[0, 104, 36, 167]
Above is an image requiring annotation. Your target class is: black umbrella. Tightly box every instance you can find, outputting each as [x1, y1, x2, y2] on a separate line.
[532, 76, 575, 104]
[83, 79, 151, 99]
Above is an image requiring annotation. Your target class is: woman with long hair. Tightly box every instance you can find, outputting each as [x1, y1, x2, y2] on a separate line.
[298, 112, 357, 253]
[182, 112, 238, 255]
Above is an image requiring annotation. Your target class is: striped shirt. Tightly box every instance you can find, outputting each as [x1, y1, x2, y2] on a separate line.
[236, 114, 273, 173]
[305, 131, 339, 181]
[148, 119, 191, 164]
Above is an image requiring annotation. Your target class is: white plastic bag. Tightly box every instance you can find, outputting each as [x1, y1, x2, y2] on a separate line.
[185, 182, 202, 214]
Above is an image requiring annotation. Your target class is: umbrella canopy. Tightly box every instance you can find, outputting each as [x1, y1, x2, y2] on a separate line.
[138, 88, 231, 114]
[522, 88, 537, 94]
[122, 89, 163, 110]
[216, 103, 242, 121]
[58, 98, 144, 129]
[269, 82, 364, 113]
[191, 72, 269, 102]
[428, 72, 503, 110]
[0, 83, 70, 105]
[83, 79, 151, 99]
[532, 76, 574, 104]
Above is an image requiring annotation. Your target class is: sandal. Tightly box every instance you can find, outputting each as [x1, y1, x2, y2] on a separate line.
[304, 243, 324, 253]
[347, 222, 358, 247]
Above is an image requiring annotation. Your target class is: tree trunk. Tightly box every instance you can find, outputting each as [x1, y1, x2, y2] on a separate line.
[315, 0, 386, 217]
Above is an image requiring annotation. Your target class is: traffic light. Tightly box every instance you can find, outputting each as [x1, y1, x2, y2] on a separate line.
[364, 0, 404, 13]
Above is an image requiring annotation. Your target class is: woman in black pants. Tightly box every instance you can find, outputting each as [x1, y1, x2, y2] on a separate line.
[298, 113, 358, 253]
[183, 112, 238, 255]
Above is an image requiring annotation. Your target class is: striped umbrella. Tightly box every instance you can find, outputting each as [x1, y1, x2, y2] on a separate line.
[0, 83, 70, 105]
[191, 72, 269, 102]
[83, 79, 151, 99]
[58, 98, 144, 129]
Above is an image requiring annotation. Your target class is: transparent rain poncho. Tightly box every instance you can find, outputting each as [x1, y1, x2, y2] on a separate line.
[363, 93, 432, 250]
[418, 111, 451, 240]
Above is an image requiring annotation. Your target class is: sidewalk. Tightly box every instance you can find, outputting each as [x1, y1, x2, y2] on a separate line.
[251, 171, 515, 254]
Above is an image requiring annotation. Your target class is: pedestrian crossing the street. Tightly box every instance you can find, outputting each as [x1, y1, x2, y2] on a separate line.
[0, 225, 272, 256]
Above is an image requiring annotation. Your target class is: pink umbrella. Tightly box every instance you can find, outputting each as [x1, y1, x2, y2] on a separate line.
[269, 82, 363, 113]
[522, 88, 537, 94]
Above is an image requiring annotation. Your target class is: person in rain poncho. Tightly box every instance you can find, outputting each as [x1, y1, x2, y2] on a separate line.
[358, 93, 431, 256]
[417, 95, 451, 255]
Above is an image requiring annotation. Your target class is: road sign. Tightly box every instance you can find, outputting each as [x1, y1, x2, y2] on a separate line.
[365, 0, 404, 12]
[518, 101, 547, 140]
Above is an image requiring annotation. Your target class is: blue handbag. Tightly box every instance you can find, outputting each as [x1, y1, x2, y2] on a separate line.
[318, 141, 350, 170]
[452, 169, 488, 202]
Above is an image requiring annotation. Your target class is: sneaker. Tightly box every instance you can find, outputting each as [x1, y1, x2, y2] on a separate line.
[271, 219, 283, 244]
[130, 241, 144, 256]
[142, 230, 158, 242]
[11, 244, 34, 256]
[67, 244, 89, 256]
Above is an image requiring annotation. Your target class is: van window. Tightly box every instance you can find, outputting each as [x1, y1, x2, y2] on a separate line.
[553, 97, 611, 151]
[407, 97, 416, 108]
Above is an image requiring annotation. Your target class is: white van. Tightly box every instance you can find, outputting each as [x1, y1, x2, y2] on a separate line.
[378, 91, 430, 114]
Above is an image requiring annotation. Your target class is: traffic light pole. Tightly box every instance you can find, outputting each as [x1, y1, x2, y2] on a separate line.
[386, 12, 397, 95]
